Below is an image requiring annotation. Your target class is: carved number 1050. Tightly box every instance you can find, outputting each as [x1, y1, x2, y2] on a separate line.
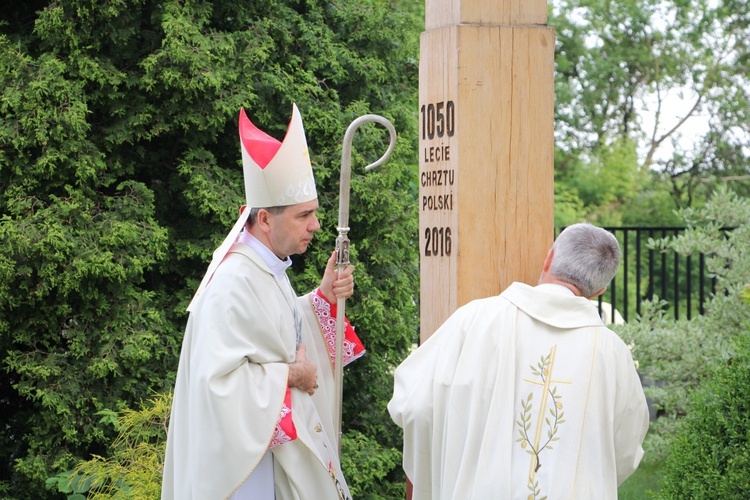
[420, 101, 455, 140]
[424, 226, 452, 257]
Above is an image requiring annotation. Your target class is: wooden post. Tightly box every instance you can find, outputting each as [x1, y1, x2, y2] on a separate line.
[419, 0, 555, 342]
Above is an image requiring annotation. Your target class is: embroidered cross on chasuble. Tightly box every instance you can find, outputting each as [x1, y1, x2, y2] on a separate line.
[518, 344, 572, 498]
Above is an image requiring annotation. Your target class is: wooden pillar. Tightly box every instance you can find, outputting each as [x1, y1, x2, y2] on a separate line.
[419, 0, 555, 341]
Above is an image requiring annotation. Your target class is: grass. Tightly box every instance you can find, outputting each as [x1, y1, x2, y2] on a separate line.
[618, 458, 664, 499]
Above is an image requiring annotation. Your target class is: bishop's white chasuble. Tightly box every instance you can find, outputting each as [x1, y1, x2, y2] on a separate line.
[162, 242, 362, 500]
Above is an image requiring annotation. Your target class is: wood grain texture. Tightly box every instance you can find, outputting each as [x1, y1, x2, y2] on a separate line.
[419, 21, 555, 341]
[426, 0, 548, 30]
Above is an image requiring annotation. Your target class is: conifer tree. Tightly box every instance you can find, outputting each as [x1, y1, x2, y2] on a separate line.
[0, 1, 420, 496]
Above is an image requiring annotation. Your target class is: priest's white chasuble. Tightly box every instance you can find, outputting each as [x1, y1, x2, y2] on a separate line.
[388, 282, 649, 500]
[162, 239, 362, 500]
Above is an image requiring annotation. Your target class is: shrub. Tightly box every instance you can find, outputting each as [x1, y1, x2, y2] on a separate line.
[46, 394, 171, 499]
[655, 325, 750, 498]
[616, 187, 750, 463]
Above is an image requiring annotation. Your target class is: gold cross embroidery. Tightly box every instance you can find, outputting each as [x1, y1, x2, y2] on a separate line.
[522, 344, 572, 480]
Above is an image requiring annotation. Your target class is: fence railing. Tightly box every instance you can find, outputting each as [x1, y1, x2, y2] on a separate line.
[561, 227, 717, 323]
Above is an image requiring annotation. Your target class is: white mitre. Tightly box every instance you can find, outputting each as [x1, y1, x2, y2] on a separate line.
[240, 103, 317, 208]
[187, 104, 317, 311]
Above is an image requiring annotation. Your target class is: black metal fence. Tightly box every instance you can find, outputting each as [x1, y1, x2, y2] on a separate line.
[563, 227, 717, 323]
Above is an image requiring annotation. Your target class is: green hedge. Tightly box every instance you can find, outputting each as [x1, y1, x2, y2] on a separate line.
[656, 328, 750, 498]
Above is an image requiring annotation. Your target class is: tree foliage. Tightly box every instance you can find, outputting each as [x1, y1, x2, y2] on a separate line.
[0, 0, 420, 497]
[551, 0, 750, 222]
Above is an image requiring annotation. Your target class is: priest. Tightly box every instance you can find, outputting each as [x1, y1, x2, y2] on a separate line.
[388, 223, 649, 500]
[162, 104, 364, 499]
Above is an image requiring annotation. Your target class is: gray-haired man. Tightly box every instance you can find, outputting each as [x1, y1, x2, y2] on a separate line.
[389, 223, 649, 500]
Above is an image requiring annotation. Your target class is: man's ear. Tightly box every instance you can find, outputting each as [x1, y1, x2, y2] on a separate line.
[256, 209, 273, 234]
[587, 287, 607, 299]
[542, 249, 554, 273]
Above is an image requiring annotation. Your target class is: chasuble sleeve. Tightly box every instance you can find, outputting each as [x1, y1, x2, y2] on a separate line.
[388, 304, 477, 495]
[612, 344, 650, 485]
[307, 288, 365, 368]
[269, 282, 368, 452]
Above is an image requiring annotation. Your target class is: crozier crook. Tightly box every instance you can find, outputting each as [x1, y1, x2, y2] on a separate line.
[334, 115, 396, 451]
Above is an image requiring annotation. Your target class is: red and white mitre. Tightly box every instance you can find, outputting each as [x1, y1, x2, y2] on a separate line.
[239, 104, 317, 209]
[187, 104, 317, 311]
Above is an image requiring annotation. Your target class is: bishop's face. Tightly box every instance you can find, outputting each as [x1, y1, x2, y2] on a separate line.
[265, 199, 321, 259]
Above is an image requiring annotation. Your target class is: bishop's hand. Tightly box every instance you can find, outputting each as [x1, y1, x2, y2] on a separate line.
[319, 250, 354, 303]
[288, 344, 318, 395]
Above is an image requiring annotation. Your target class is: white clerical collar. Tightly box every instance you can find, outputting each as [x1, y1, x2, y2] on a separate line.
[535, 283, 576, 296]
[237, 231, 292, 281]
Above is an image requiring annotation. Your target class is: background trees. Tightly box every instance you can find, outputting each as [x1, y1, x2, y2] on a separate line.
[551, 6, 749, 493]
[1, 1, 419, 497]
[551, 0, 750, 226]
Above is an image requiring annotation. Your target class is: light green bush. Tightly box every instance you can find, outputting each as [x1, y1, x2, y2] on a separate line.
[48, 394, 404, 499]
[616, 187, 750, 463]
[46, 394, 170, 499]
